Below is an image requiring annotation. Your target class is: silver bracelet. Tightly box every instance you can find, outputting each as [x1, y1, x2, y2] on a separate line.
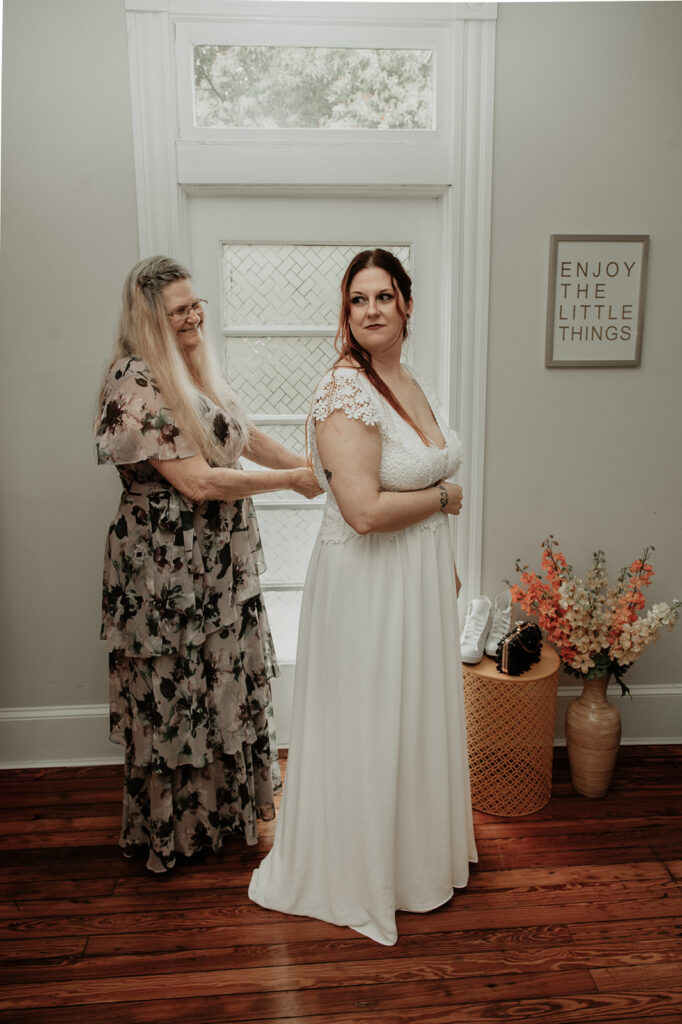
[438, 484, 449, 509]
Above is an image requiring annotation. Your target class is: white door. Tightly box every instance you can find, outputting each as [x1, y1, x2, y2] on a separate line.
[189, 194, 450, 740]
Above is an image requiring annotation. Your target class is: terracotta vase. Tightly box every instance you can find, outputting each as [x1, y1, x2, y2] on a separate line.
[565, 674, 621, 798]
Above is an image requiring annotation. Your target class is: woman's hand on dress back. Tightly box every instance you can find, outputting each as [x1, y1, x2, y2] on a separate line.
[289, 467, 324, 499]
[439, 481, 463, 516]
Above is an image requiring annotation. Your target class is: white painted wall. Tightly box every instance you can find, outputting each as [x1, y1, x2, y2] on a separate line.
[1, 1, 680, 765]
[0, 0, 138, 723]
[483, 1, 682, 721]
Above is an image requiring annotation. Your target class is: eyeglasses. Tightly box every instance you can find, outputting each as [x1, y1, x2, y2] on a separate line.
[166, 299, 208, 323]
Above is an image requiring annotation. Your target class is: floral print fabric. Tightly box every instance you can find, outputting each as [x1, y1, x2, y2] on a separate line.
[96, 357, 279, 871]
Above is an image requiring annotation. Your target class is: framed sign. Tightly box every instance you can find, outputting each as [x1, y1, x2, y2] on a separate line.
[545, 234, 649, 367]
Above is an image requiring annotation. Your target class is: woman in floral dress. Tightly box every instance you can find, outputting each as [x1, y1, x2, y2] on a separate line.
[95, 255, 320, 872]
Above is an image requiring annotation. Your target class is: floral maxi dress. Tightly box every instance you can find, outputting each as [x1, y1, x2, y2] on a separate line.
[96, 357, 280, 872]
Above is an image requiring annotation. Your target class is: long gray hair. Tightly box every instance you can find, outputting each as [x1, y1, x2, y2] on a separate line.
[99, 255, 249, 465]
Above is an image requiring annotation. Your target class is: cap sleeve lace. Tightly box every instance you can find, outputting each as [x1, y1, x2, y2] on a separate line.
[95, 358, 199, 465]
[312, 368, 382, 429]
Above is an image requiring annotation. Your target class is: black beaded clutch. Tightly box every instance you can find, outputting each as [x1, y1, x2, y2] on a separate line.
[495, 621, 543, 676]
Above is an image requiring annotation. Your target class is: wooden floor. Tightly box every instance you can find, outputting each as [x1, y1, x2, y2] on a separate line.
[0, 745, 681, 1024]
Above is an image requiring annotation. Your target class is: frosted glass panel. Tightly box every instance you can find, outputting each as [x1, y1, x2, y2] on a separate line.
[227, 336, 337, 416]
[243, 422, 307, 460]
[222, 240, 411, 663]
[258, 508, 323, 585]
[263, 590, 303, 663]
[222, 243, 411, 329]
[242, 423, 322, 505]
[223, 245, 358, 328]
[195, 46, 433, 130]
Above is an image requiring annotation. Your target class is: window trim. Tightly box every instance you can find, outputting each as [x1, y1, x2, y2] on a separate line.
[176, 20, 446, 140]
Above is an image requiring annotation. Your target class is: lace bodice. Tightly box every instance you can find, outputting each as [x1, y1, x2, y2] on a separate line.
[310, 365, 463, 543]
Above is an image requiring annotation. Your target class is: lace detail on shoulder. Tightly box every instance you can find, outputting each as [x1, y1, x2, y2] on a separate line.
[312, 369, 380, 428]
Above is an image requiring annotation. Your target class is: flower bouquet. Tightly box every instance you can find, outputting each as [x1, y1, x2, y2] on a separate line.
[511, 536, 680, 696]
[510, 537, 679, 797]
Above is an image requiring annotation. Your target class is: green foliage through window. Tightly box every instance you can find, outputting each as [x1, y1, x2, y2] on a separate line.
[194, 45, 433, 130]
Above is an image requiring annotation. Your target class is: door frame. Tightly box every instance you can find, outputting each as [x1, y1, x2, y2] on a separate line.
[188, 188, 448, 402]
[125, 1, 497, 606]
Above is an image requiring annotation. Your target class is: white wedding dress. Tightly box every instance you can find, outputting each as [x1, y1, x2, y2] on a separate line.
[249, 366, 477, 945]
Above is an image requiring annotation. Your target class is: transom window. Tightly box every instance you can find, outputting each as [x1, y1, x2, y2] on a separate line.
[174, 13, 455, 177]
[194, 45, 434, 130]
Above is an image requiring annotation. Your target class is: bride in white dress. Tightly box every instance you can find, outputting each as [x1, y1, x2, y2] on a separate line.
[249, 249, 477, 945]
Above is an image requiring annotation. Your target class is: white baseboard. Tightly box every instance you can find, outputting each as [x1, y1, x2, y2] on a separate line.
[0, 679, 679, 769]
[0, 665, 298, 770]
[0, 704, 123, 769]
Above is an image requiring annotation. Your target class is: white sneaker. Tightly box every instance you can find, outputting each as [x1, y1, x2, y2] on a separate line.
[460, 596, 492, 664]
[484, 589, 513, 657]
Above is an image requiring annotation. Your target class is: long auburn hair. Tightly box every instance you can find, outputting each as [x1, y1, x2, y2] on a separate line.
[97, 256, 249, 465]
[334, 249, 429, 444]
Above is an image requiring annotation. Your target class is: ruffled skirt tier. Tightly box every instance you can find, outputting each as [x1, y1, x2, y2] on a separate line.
[110, 597, 280, 873]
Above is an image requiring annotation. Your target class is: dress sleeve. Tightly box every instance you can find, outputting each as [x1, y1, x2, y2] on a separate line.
[95, 359, 200, 465]
[311, 368, 382, 428]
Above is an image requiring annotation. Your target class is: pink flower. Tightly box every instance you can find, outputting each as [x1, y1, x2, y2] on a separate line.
[512, 539, 680, 687]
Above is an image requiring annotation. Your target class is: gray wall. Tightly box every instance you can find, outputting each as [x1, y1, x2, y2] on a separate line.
[1, 2, 680, 760]
[483, 2, 682, 699]
[0, 0, 138, 710]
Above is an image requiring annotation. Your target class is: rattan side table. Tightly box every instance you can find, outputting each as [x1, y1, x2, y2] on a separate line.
[462, 646, 560, 816]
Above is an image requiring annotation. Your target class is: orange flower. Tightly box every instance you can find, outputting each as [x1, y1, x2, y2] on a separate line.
[511, 539, 679, 693]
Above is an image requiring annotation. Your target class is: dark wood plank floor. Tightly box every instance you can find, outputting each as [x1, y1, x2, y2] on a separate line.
[0, 745, 680, 1024]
